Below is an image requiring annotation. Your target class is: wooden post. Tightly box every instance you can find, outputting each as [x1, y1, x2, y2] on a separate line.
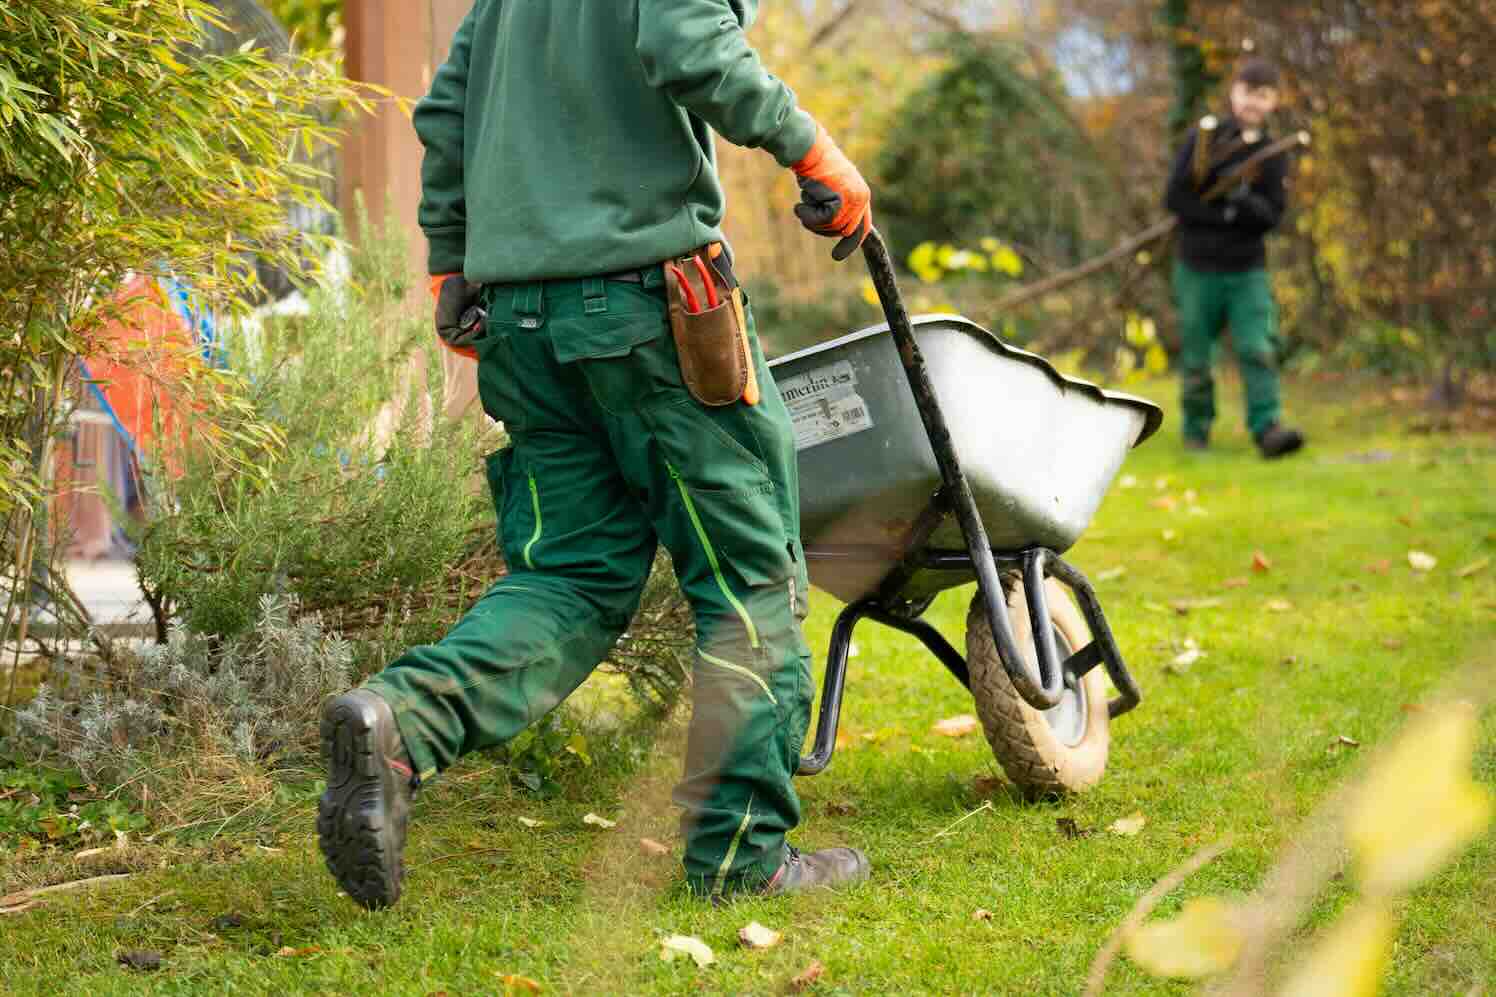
[340, 1, 480, 420]
[340, 0, 472, 277]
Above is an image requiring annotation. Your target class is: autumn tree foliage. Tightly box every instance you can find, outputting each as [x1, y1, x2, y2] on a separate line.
[1173, 0, 1496, 392]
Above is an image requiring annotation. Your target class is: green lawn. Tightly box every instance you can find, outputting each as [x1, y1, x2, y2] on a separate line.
[2, 375, 1493, 995]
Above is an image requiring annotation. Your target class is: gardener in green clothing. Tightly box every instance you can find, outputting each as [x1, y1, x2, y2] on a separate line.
[1165, 57, 1305, 458]
[317, 0, 875, 910]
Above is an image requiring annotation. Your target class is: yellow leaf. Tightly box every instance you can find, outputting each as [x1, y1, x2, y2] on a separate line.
[498, 974, 543, 994]
[1145, 343, 1170, 374]
[1407, 550, 1437, 572]
[932, 714, 980, 737]
[908, 241, 938, 274]
[660, 934, 715, 967]
[1124, 313, 1156, 347]
[1124, 896, 1244, 978]
[1345, 708, 1493, 896]
[991, 245, 1024, 277]
[582, 812, 617, 829]
[737, 921, 782, 949]
[1278, 902, 1397, 997]
[1108, 812, 1147, 836]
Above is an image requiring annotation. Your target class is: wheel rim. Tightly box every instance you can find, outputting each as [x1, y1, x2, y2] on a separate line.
[1042, 627, 1088, 747]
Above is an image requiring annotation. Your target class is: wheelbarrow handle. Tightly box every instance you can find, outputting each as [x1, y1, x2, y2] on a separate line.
[860, 230, 1066, 710]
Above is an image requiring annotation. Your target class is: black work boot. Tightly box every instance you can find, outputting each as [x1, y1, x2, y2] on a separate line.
[317, 689, 415, 910]
[1255, 423, 1305, 459]
[761, 845, 870, 895]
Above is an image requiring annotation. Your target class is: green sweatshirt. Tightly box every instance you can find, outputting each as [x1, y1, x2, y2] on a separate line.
[413, 0, 818, 283]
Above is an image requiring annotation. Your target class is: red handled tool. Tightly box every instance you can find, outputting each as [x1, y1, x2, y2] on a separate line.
[666, 255, 720, 313]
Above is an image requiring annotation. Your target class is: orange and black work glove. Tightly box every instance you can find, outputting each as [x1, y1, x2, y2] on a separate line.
[430, 274, 484, 360]
[791, 124, 873, 261]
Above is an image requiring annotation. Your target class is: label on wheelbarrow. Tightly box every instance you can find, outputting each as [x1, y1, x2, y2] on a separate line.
[779, 360, 874, 451]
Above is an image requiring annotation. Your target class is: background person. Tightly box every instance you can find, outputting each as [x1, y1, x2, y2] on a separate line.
[1165, 56, 1305, 458]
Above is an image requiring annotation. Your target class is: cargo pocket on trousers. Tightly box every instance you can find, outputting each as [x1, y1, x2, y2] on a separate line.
[667, 467, 794, 592]
[484, 446, 542, 569]
[474, 325, 526, 432]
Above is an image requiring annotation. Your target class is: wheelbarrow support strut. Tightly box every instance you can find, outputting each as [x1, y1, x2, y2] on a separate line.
[797, 232, 1143, 777]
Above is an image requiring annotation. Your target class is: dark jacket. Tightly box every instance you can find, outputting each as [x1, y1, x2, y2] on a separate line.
[1164, 118, 1289, 273]
[413, 0, 817, 283]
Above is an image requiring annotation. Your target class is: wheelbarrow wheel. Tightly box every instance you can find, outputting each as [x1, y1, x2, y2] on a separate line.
[966, 579, 1110, 797]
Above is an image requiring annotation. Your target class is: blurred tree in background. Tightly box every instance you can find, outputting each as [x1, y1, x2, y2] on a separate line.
[876, 40, 1104, 271]
[264, 0, 342, 51]
[249, 0, 1494, 387]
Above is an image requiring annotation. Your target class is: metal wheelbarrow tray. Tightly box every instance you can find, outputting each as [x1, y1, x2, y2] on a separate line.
[770, 233, 1162, 786]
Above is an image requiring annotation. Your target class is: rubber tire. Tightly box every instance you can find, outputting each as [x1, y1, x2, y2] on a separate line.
[966, 579, 1110, 797]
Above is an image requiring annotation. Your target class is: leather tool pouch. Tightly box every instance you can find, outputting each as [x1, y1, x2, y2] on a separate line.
[666, 252, 752, 407]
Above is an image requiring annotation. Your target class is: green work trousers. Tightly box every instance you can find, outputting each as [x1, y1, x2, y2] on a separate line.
[1173, 261, 1282, 441]
[364, 271, 814, 896]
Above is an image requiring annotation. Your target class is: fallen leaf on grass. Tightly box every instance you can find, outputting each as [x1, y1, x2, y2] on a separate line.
[1252, 551, 1273, 573]
[1366, 559, 1391, 575]
[1108, 813, 1147, 836]
[1408, 550, 1438, 572]
[118, 950, 163, 972]
[497, 975, 542, 993]
[1057, 817, 1092, 839]
[582, 813, 617, 829]
[1381, 638, 1404, 651]
[738, 921, 782, 950]
[790, 960, 826, 991]
[1330, 735, 1362, 750]
[1399, 703, 1427, 715]
[1150, 495, 1179, 512]
[1221, 577, 1250, 589]
[1097, 566, 1128, 582]
[1457, 557, 1491, 578]
[517, 817, 546, 829]
[1266, 599, 1294, 613]
[1124, 896, 1244, 978]
[972, 908, 994, 921]
[275, 946, 322, 958]
[932, 714, 980, 737]
[1168, 640, 1206, 673]
[972, 775, 1005, 797]
[639, 838, 670, 857]
[1172, 598, 1222, 615]
[660, 934, 715, 968]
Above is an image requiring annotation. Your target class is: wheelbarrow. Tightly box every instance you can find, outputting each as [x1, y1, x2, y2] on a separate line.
[768, 231, 1162, 795]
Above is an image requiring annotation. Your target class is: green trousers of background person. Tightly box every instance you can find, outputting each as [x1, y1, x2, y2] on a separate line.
[364, 270, 813, 896]
[1173, 260, 1283, 442]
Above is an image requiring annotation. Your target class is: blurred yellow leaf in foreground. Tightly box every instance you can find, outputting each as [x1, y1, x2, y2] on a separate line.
[1344, 707, 1493, 897]
[1124, 896, 1244, 978]
[1278, 902, 1396, 997]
